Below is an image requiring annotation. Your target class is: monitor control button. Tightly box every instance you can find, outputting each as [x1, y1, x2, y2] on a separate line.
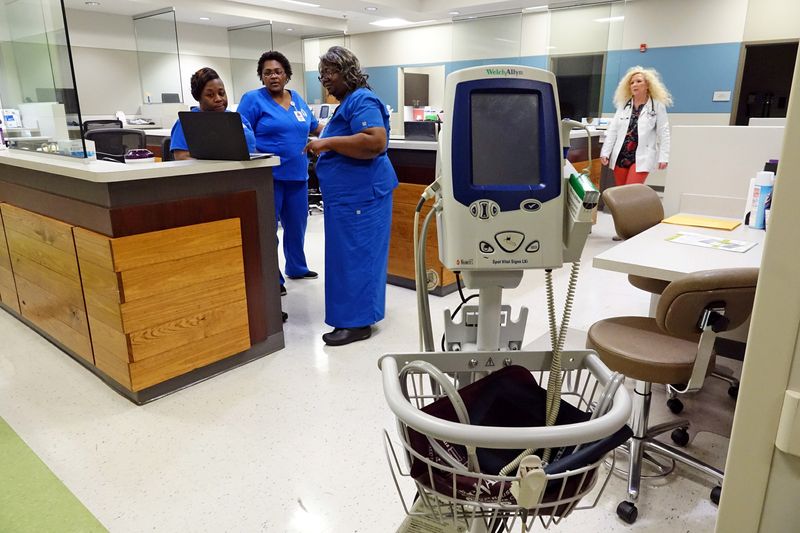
[469, 200, 500, 219]
[521, 200, 542, 212]
[479, 241, 495, 254]
[526, 240, 540, 253]
[495, 231, 525, 253]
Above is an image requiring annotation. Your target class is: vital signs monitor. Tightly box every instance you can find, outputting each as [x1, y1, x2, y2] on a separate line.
[436, 66, 566, 271]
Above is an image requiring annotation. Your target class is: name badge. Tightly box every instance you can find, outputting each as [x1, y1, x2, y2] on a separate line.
[294, 110, 306, 122]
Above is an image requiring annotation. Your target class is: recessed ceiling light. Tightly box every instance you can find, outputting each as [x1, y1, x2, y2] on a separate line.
[448, 11, 460, 15]
[199, 17, 210, 21]
[286, 28, 294, 31]
[594, 16, 625, 22]
[365, 6, 378, 12]
[523, 5, 548, 11]
[84, 1, 100, 5]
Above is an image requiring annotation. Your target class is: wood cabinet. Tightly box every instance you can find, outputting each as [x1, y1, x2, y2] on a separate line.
[1, 204, 92, 363]
[74, 218, 250, 391]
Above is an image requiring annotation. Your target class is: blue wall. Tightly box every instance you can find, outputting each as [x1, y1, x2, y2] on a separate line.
[303, 42, 741, 114]
[602, 42, 742, 113]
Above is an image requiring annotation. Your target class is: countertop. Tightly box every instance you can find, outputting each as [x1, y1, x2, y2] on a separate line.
[0, 149, 280, 183]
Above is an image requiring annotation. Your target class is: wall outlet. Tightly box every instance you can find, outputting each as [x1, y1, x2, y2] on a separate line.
[713, 91, 731, 102]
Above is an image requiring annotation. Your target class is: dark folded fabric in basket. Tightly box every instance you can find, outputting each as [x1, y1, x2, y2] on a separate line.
[407, 364, 631, 511]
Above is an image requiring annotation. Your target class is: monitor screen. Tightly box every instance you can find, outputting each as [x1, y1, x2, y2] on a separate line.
[470, 92, 540, 187]
[318, 105, 330, 119]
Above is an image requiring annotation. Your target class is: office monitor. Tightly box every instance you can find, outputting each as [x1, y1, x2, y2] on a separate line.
[161, 93, 181, 103]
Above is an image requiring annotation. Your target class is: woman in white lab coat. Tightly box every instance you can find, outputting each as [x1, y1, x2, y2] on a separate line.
[600, 66, 672, 186]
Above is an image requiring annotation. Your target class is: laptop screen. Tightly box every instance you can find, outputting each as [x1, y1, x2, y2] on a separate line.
[179, 111, 268, 161]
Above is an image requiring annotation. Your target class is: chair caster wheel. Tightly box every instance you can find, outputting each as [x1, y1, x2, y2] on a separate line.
[667, 398, 684, 414]
[711, 485, 721, 505]
[729, 385, 739, 399]
[617, 501, 638, 524]
[671, 427, 690, 447]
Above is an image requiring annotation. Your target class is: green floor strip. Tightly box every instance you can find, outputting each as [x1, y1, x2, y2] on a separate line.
[0, 417, 107, 532]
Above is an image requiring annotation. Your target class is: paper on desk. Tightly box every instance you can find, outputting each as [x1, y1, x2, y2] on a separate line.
[666, 232, 757, 253]
[662, 214, 741, 230]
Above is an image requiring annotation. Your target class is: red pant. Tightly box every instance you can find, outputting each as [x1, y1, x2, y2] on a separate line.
[613, 163, 649, 186]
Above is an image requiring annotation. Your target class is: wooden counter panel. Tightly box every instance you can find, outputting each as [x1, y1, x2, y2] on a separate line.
[120, 273, 246, 334]
[0, 204, 77, 256]
[106, 192, 269, 345]
[129, 323, 251, 391]
[10, 254, 85, 310]
[119, 247, 244, 303]
[16, 277, 93, 362]
[74, 227, 115, 272]
[128, 299, 248, 362]
[93, 343, 132, 390]
[4, 229, 80, 281]
[110, 218, 242, 273]
[0, 208, 20, 313]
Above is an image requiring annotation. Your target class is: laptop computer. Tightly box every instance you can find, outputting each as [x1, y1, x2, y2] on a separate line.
[178, 111, 271, 161]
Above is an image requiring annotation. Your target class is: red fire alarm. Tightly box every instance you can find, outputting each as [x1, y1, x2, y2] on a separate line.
[640, 43, 647, 53]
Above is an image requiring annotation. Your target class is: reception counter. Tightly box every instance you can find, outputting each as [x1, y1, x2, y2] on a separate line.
[0, 151, 284, 403]
[386, 130, 604, 295]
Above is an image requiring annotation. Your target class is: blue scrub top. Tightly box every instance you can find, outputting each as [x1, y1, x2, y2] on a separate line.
[170, 107, 256, 153]
[237, 88, 319, 182]
[315, 88, 398, 205]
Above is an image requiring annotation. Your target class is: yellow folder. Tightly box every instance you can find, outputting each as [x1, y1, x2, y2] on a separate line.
[662, 214, 742, 231]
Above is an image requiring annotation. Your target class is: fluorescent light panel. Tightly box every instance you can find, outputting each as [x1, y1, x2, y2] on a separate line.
[278, 0, 320, 7]
[594, 16, 624, 22]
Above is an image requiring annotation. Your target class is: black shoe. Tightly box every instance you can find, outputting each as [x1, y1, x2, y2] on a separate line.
[287, 270, 318, 280]
[322, 326, 371, 346]
[280, 285, 287, 296]
[282, 311, 288, 323]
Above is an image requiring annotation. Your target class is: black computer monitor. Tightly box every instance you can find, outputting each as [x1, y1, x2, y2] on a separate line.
[161, 93, 181, 103]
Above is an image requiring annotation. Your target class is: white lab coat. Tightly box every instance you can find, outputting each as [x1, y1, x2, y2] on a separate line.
[601, 97, 670, 173]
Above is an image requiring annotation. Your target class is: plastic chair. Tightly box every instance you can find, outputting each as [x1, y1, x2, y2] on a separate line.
[586, 267, 758, 524]
[83, 119, 122, 132]
[85, 128, 146, 163]
[602, 184, 669, 295]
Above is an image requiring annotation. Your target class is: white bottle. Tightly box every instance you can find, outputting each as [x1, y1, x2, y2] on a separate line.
[749, 171, 775, 229]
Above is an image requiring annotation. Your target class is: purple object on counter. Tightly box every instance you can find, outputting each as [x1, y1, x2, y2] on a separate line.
[124, 148, 155, 163]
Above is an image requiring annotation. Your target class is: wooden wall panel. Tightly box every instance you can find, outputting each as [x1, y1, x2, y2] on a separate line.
[1, 205, 93, 363]
[0, 207, 20, 314]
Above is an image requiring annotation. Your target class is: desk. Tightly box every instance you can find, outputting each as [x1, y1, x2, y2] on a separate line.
[593, 218, 764, 351]
[593, 220, 765, 282]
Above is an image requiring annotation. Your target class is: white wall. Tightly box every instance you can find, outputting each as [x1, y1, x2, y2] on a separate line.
[349, 25, 451, 67]
[743, 0, 800, 42]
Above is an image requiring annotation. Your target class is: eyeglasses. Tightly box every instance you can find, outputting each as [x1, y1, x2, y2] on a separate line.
[317, 68, 340, 82]
[262, 69, 285, 78]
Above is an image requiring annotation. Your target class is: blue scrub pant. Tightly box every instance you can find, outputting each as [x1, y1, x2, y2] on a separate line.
[323, 192, 393, 328]
[274, 180, 311, 285]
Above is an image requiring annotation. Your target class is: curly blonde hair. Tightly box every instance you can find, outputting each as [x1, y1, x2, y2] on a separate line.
[613, 66, 673, 109]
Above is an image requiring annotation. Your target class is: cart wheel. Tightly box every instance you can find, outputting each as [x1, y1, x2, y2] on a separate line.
[667, 398, 684, 414]
[711, 485, 722, 505]
[671, 427, 690, 447]
[617, 501, 638, 524]
[728, 384, 739, 399]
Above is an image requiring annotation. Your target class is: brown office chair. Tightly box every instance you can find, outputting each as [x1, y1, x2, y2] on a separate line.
[602, 184, 669, 295]
[586, 267, 758, 524]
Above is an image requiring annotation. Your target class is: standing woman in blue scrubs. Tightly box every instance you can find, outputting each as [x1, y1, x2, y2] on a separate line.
[304, 46, 399, 346]
[238, 51, 322, 295]
[169, 67, 256, 160]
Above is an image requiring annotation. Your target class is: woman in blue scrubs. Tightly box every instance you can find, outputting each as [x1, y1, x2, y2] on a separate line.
[304, 46, 398, 346]
[238, 51, 322, 295]
[169, 67, 256, 160]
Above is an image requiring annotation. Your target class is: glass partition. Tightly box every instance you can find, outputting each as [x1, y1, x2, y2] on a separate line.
[134, 9, 182, 105]
[302, 34, 348, 105]
[0, 0, 85, 157]
[548, 1, 625, 120]
[451, 13, 523, 65]
[228, 23, 273, 104]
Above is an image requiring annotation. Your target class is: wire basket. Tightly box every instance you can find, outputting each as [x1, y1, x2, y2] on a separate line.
[380, 350, 631, 531]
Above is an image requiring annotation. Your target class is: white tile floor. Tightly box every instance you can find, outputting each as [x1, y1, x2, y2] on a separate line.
[0, 211, 731, 532]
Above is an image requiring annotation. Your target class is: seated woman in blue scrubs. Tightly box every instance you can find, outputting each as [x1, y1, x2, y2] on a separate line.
[169, 67, 256, 160]
[237, 51, 323, 296]
[304, 46, 398, 347]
